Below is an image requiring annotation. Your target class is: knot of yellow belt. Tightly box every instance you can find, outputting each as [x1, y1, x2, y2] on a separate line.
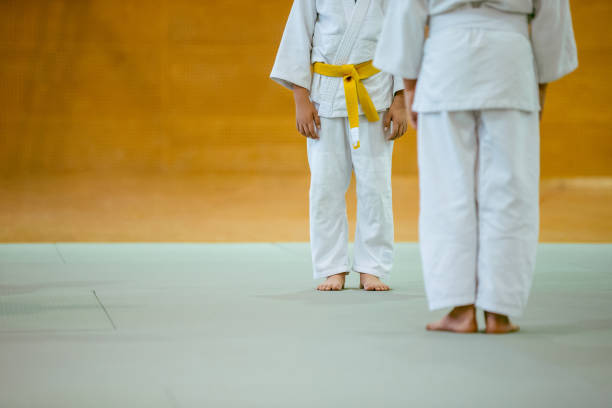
[313, 60, 381, 132]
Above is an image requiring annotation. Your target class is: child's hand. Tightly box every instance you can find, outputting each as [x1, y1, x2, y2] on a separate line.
[293, 85, 321, 139]
[383, 90, 408, 141]
[402, 79, 418, 130]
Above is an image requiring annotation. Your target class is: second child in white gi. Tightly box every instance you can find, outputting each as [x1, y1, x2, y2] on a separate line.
[375, 0, 578, 332]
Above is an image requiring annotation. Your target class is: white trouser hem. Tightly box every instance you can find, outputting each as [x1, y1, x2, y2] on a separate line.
[475, 298, 524, 318]
[308, 115, 394, 284]
[313, 267, 350, 280]
[428, 296, 476, 312]
[352, 266, 390, 279]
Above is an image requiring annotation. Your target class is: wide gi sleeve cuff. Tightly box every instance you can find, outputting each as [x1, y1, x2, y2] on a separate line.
[269, 0, 316, 91]
[270, 69, 312, 92]
[374, 0, 428, 79]
[392, 75, 405, 94]
[531, 0, 579, 83]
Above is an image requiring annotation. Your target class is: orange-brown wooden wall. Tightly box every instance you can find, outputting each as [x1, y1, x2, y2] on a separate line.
[1, 0, 610, 178]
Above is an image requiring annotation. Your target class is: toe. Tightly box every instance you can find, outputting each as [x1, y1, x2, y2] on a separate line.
[426, 319, 445, 331]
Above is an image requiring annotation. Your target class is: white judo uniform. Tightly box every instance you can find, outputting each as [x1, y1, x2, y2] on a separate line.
[271, 0, 403, 279]
[374, 0, 578, 315]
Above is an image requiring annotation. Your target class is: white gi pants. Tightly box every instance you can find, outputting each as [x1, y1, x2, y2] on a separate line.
[417, 110, 539, 316]
[307, 114, 394, 279]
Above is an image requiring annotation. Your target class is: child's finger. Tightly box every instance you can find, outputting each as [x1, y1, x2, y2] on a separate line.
[305, 121, 314, 139]
[311, 122, 320, 139]
[313, 111, 321, 130]
[400, 121, 408, 138]
[393, 122, 402, 140]
[311, 113, 320, 137]
[385, 120, 394, 141]
[311, 121, 320, 139]
[383, 111, 391, 132]
[308, 122, 318, 139]
[302, 123, 311, 138]
[392, 120, 401, 140]
[298, 123, 307, 138]
[408, 111, 417, 129]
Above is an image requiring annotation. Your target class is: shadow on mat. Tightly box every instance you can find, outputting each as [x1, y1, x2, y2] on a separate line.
[256, 289, 423, 305]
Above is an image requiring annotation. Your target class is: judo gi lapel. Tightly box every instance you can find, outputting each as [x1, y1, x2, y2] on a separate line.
[342, 0, 355, 22]
[318, 0, 372, 115]
[334, 0, 371, 65]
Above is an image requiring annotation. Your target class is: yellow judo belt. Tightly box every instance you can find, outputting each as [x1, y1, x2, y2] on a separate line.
[313, 60, 380, 149]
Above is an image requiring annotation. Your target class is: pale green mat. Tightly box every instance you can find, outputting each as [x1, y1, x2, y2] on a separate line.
[0, 243, 611, 408]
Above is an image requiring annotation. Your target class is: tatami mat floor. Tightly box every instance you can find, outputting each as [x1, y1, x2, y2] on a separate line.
[1, 243, 610, 407]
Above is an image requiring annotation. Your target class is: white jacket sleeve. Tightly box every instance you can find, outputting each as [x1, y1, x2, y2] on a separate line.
[380, 0, 406, 94]
[392, 75, 405, 94]
[531, 0, 578, 83]
[373, 0, 428, 79]
[270, 0, 317, 91]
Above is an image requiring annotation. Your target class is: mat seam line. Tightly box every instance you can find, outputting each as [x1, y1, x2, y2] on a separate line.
[93, 289, 117, 330]
[54, 243, 67, 264]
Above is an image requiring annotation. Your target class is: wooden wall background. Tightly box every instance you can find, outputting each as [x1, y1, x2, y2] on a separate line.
[0, 0, 610, 178]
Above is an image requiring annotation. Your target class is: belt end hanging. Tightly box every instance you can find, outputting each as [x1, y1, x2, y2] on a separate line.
[350, 127, 360, 149]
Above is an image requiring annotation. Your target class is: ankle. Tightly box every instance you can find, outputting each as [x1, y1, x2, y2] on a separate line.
[485, 311, 508, 320]
[451, 304, 475, 315]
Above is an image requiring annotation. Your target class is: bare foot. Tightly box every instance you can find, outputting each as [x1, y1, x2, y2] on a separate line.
[426, 304, 478, 333]
[317, 272, 348, 291]
[359, 273, 390, 291]
[484, 311, 519, 334]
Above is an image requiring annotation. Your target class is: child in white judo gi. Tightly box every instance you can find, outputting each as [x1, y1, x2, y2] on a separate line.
[374, 0, 578, 332]
[271, 0, 408, 291]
